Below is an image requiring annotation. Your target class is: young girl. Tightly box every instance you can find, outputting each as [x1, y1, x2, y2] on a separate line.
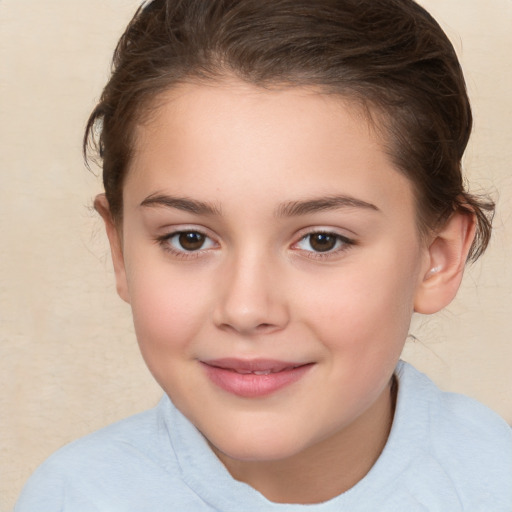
[15, 0, 512, 510]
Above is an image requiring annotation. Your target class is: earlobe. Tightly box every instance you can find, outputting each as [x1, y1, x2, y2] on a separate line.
[94, 194, 130, 304]
[414, 210, 476, 314]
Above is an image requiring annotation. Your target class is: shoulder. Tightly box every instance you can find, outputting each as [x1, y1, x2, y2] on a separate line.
[32, 400, 167, 470]
[395, 362, 512, 509]
[14, 397, 187, 511]
[429, 384, 512, 505]
[397, 361, 512, 455]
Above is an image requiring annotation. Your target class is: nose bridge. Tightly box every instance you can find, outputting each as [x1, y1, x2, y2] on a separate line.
[214, 244, 288, 334]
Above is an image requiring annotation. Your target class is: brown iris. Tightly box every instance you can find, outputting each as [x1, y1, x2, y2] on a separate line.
[308, 233, 338, 252]
[178, 232, 206, 251]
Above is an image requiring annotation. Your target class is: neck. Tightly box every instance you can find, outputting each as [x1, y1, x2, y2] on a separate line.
[212, 377, 396, 504]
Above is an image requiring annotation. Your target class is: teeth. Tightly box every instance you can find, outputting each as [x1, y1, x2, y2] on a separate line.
[225, 365, 303, 375]
[232, 369, 276, 375]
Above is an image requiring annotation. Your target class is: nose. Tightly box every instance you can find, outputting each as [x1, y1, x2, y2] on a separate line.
[213, 253, 289, 336]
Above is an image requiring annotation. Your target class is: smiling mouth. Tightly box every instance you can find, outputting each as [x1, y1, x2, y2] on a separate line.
[200, 359, 313, 397]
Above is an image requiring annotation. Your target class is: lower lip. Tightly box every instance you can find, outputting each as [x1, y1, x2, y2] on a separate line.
[201, 363, 313, 398]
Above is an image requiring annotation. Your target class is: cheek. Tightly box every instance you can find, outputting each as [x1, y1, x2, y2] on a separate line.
[126, 261, 211, 356]
[298, 249, 419, 355]
[126, 267, 215, 403]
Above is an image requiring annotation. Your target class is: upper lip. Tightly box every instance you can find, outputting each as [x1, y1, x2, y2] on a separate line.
[201, 358, 310, 374]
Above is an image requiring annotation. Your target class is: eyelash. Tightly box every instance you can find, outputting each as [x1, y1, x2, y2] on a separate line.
[155, 229, 356, 260]
[156, 229, 217, 259]
[292, 231, 356, 260]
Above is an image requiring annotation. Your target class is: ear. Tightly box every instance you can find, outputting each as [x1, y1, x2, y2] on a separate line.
[414, 210, 476, 314]
[94, 194, 130, 304]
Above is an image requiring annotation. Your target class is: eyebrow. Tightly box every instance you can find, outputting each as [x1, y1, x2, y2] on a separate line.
[140, 193, 222, 216]
[275, 195, 380, 217]
[140, 193, 379, 218]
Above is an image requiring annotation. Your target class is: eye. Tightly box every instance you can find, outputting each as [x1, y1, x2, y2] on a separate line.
[161, 230, 217, 253]
[294, 232, 354, 254]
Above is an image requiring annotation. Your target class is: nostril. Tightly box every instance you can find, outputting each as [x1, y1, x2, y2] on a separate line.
[255, 323, 277, 332]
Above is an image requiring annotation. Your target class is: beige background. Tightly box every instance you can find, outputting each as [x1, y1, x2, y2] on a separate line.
[1, 0, 511, 509]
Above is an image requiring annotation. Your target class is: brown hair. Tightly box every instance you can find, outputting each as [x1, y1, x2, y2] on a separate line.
[84, 0, 494, 260]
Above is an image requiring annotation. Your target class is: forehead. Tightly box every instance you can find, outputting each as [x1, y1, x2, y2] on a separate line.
[126, 80, 415, 218]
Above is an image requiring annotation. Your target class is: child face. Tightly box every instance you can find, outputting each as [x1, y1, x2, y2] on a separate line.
[114, 80, 430, 462]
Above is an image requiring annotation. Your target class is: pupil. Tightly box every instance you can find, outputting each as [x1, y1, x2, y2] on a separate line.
[310, 233, 336, 252]
[179, 232, 205, 251]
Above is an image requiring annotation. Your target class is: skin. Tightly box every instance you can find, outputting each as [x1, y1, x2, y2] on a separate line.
[97, 79, 475, 504]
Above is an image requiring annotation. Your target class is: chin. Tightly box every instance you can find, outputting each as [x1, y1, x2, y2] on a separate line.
[208, 427, 310, 463]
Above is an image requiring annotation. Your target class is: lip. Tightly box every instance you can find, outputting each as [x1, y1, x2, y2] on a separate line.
[201, 358, 313, 398]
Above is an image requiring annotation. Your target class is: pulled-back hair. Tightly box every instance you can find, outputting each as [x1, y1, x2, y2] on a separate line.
[84, 0, 494, 260]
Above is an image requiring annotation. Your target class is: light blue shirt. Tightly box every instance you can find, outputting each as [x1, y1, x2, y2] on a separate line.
[15, 362, 512, 511]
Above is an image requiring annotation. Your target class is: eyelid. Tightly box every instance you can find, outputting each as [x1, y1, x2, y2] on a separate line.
[155, 225, 220, 258]
[290, 228, 356, 259]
